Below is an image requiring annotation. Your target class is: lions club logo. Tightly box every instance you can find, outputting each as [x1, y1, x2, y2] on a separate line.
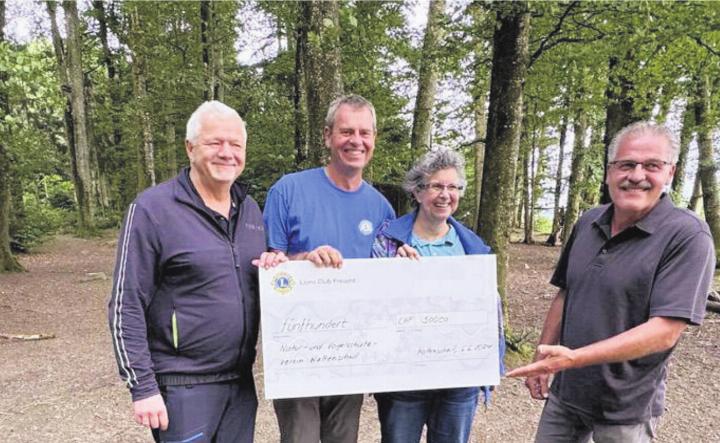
[358, 219, 373, 236]
[271, 272, 295, 295]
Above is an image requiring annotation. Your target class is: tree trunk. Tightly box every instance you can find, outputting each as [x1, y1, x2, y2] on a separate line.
[580, 127, 602, 207]
[93, 0, 123, 209]
[477, 2, 530, 302]
[129, 5, 156, 191]
[213, 15, 224, 102]
[522, 144, 533, 244]
[62, 1, 95, 233]
[0, 142, 21, 272]
[200, 1, 223, 101]
[165, 115, 177, 180]
[694, 74, 720, 263]
[303, 0, 343, 166]
[410, 0, 445, 159]
[47, 1, 81, 214]
[546, 112, 568, 245]
[294, 11, 309, 166]
[513, 112, 529, 232]
[562, 108, 587, 245]
[671, 104, 694, 204]
[9, 177, 25, 241]
[472, 88, 488, 230]
[530, 130, 547, 240]
[523, 117, 537, 244]
[470, 7, 489, 230]
[83, 78, 109, 213]
[513, 162, 524, 231]
[688, 169, 702, 213]
[600, 52, 636, 204]
[0, 0, 23, 272]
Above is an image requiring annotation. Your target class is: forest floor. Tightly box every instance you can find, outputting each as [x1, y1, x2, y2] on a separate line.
[0, 232, 718, 443]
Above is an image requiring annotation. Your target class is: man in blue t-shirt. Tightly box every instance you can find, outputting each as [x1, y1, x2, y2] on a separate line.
[263, 94, 395, 443]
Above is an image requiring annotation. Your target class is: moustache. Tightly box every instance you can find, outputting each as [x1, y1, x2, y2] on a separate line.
[619, 180, 652, 191]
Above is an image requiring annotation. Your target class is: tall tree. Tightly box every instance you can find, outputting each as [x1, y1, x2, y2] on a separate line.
[688, 170, 702, 213]
[92, 0, 124, 204]
[670, 104, 694, 203]
[469, 5, 491, 228]
[0, 1, 23, 272]
[46, 1, 77, 191]
[62, 1, 96, 233]
[477, 2, 530, 301]
[302, 0, 343, 166]
[128, 5, 156, 190]
[201, 1, 224, 101]
[694, 74, 720, 263]
[546, 111, 568, 245]
[293, 11, 309, 166]
[599, 52, 636, 204]
[410, 0, 445, 158]
[472, 86, 488, 229]
[562, 106, 588, 245]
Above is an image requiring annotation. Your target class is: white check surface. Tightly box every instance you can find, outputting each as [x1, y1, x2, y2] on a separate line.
[259, 255, 500, 399]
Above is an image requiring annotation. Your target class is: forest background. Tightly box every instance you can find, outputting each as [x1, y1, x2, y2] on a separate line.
[1, 0, 719, 330]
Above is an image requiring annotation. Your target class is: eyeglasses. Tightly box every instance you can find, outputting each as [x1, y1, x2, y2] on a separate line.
[419, 182, 464, 194]
[608, 160, 672, 173]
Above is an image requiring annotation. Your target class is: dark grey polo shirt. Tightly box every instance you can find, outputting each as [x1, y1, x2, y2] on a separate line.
[550, 194, 715, 424]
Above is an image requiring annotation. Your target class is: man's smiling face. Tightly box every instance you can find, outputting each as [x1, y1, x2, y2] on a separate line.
[324, 104, 376, 176]
[607, 133, 675, 221]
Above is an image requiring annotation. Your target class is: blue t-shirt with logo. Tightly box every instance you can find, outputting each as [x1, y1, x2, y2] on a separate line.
[263, 167, 396, 258]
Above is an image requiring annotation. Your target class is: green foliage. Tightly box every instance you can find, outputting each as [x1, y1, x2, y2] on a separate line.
[16, 191, 72, 248]
[42, 175, 76, 211]
[534, 215, 552, 235]
[3, 0, 720, 246]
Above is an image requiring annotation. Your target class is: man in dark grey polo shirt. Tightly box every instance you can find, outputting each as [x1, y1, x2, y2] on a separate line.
[507, 121, 716, 442]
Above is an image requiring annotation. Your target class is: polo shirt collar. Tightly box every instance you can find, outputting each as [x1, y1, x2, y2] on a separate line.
[411, 224, 458, 248]
[634, 193, 673, 234]
[592, 193, 673, 237]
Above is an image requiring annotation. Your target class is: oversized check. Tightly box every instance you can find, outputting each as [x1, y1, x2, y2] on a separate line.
[258, 255, 500, 399]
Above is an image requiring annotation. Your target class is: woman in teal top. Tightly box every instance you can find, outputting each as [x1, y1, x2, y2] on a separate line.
[372, 148, 505, 443]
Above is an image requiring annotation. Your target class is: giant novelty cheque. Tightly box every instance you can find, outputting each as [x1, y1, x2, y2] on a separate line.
[259, 255, 500, 399]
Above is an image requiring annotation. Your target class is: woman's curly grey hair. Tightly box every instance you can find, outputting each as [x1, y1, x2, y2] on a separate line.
[403, 148, 467, 197]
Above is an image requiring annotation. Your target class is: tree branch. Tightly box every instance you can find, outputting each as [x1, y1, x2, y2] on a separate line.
[529, 34, 606, 68]
[458, 137, 486, 148]
[691, 36, 720, 58]
[529, 1, 580, 65]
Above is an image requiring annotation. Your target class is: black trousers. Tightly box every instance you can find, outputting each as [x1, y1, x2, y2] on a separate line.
[152, 380, 257, 443]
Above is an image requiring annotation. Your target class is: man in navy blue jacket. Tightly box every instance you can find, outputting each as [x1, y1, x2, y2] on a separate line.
[108, 101, 268, 442]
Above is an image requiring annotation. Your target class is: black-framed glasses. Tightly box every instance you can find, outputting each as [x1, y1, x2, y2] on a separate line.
[419, 182, 464, 194]
[608, 160, 672, 173]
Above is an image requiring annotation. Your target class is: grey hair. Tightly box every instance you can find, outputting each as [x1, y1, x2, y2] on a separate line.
[608, 121, 679, 164]
[324, 94, 377, 132]
[403, 148, 467, 197]
[186, 100, 246, 144]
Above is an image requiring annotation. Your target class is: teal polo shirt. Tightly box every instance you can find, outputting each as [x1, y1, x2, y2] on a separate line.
[410, 224, 466, 257]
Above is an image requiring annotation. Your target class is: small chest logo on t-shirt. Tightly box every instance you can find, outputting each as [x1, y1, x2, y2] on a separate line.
[358, 219, 374, 236]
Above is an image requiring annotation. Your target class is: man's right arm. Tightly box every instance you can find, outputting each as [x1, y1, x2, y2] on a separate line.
[107, 203, 167, 430]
